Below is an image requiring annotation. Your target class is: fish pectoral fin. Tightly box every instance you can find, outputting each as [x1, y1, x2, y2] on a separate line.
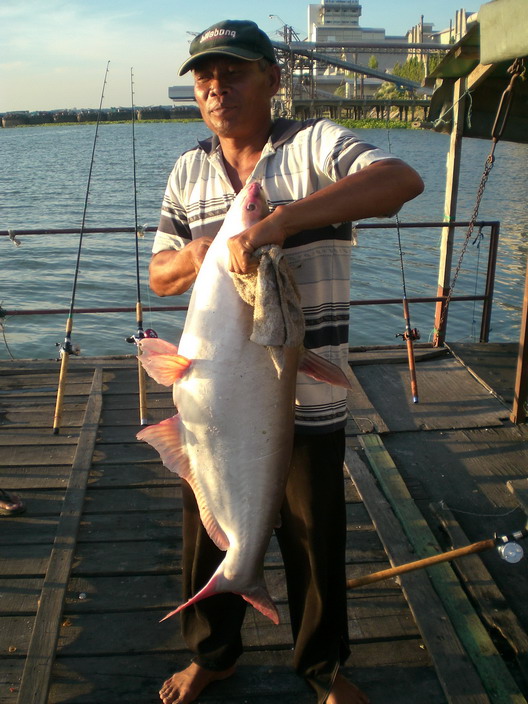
[136, 415, 189, 476]
[138, 337, 191, 386]
[299, 349, 352, 389]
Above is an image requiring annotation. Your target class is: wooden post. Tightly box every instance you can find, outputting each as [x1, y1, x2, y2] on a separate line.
[511, 256, 528, 423]
[434, 77, 466, 346]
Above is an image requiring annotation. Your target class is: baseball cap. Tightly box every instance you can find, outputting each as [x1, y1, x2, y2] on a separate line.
[178, 19, 277, 76]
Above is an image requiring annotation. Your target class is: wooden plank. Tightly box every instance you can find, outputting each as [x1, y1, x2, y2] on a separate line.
[349, 345, 448, 366]
[434, 74, 465, 345]
[100, 393, 173, 411]
[44, 641, 444, 704]
[91, 442, 159, 464]
[345, 365, 389, 434]
[382, 427, 528, 631]
[359, 433, 527, 704]
[0, 545, 51, 576]
[383, 427, 528, 521]
[508, 478, 528, 514]
[81, 486, 182, 513]
[0, 578, 43, 615]
[70, 540, 183, 576]
[0, 430, 79, 446]
[432, 502, 528, 689]
[16, 368, 103, 704]
[86, 462, 180, 488]
[0, 516, 59, 545]
[0, 409, 85, 429]
[447, 342, 517, 405]
[49, 596, 419, 658]
[0, 465, 72, 490]
[0, 445, 76, 467]
[67, 527, 384, 578]
[0, 616, 35, 656]
[345, 445, 490, 704]
[352, 356, 509, 432]
[0, 658, 23, 704]
[511, 256, 528, 422]
[63, 565, 400, 615]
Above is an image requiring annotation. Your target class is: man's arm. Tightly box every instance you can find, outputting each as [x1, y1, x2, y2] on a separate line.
[228, 160, 424, 274]
[149, 236, 214, 296]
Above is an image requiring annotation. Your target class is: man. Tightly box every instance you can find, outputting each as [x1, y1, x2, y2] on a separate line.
[150, 19, 424, 704]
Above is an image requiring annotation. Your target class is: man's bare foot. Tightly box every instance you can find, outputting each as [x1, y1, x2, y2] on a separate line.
[326, 672, 370, 704]
[159, 661, 236, 704]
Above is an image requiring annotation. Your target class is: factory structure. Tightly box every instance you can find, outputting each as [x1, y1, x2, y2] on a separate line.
[169, 1, 475, 120]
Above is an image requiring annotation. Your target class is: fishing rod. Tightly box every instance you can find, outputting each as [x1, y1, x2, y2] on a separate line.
[347, 523, 527, 589]
[125, 67, 157, 426]
[52, 61, 110, 435]
[386, 130, 419, 403]
[395, 257, 420, 404]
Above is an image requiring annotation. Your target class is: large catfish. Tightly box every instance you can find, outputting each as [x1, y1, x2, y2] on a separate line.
[137, 182, 351, 624]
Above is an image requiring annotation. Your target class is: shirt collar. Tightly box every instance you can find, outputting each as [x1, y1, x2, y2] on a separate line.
[197, 118, 321, 155]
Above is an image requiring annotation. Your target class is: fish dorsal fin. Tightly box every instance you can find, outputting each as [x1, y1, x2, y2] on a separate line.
[136, 416, 229, 552]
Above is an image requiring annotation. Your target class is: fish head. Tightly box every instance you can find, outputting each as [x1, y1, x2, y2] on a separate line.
[241, 182, 269, 226]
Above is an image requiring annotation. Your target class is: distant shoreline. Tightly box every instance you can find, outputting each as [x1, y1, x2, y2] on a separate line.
[2, 118, 204, 128]
[2, 117, 417, 129]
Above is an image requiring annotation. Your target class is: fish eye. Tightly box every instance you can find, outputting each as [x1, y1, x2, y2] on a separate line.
[246, 203, 257, 211]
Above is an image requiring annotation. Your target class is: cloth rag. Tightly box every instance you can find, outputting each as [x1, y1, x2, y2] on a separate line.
[231, 245, 305, 375]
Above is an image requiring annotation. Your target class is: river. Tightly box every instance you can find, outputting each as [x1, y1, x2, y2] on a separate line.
[1, 121, 527, 360]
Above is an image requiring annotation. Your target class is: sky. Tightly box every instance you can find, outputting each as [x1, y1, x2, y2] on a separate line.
[0, 0, 477, 113]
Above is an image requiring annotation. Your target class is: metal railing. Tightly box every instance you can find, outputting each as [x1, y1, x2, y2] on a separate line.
[1, 220, 500, 344]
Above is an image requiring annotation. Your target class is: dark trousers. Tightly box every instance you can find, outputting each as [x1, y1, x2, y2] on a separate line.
[180, 428, 350, 703]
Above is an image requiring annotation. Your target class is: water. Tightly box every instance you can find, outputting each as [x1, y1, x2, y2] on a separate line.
[1, 121, 527, 360]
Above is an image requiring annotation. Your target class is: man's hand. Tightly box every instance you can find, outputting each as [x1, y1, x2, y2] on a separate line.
[227, 211, 288, 274]
[187, 236, 214, 274]
[149, 236, 214, 297]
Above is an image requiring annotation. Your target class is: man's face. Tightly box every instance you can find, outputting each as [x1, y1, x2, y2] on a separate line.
[192, 57, 280, 139]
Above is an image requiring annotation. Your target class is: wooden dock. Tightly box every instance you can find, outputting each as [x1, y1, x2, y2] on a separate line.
[1, 345, 528, 703]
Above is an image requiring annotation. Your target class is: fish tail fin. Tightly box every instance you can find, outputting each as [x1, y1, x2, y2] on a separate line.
[299, 348, 352, 389]
[138, 337, 191, 386]
[241, 586, 280, 625]
[160, 571, 279, 625]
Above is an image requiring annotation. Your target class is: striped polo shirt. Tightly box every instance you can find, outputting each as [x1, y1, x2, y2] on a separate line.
[153, 117, 397, 433]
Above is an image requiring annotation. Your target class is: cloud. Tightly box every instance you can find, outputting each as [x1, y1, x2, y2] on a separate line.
[0, 1, 191, 111]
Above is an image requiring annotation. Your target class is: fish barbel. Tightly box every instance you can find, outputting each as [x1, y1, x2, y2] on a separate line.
[137, 182, 350, 624]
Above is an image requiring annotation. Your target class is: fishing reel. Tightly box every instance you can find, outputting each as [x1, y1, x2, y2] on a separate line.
[55, 340, 80, 360]
[126, 328, 158, 345]
[395, 327, 420, 342]
[495, 530, 526, 564]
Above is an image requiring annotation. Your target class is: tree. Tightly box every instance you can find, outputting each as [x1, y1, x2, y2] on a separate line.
[392, 56, 425, 83]
[375, 82, 405, 100]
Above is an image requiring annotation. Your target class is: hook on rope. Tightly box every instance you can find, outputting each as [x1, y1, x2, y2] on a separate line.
[8, 230, 21, 247]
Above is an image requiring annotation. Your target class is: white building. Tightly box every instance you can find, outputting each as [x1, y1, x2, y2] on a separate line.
[307, 0, 407, 96]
